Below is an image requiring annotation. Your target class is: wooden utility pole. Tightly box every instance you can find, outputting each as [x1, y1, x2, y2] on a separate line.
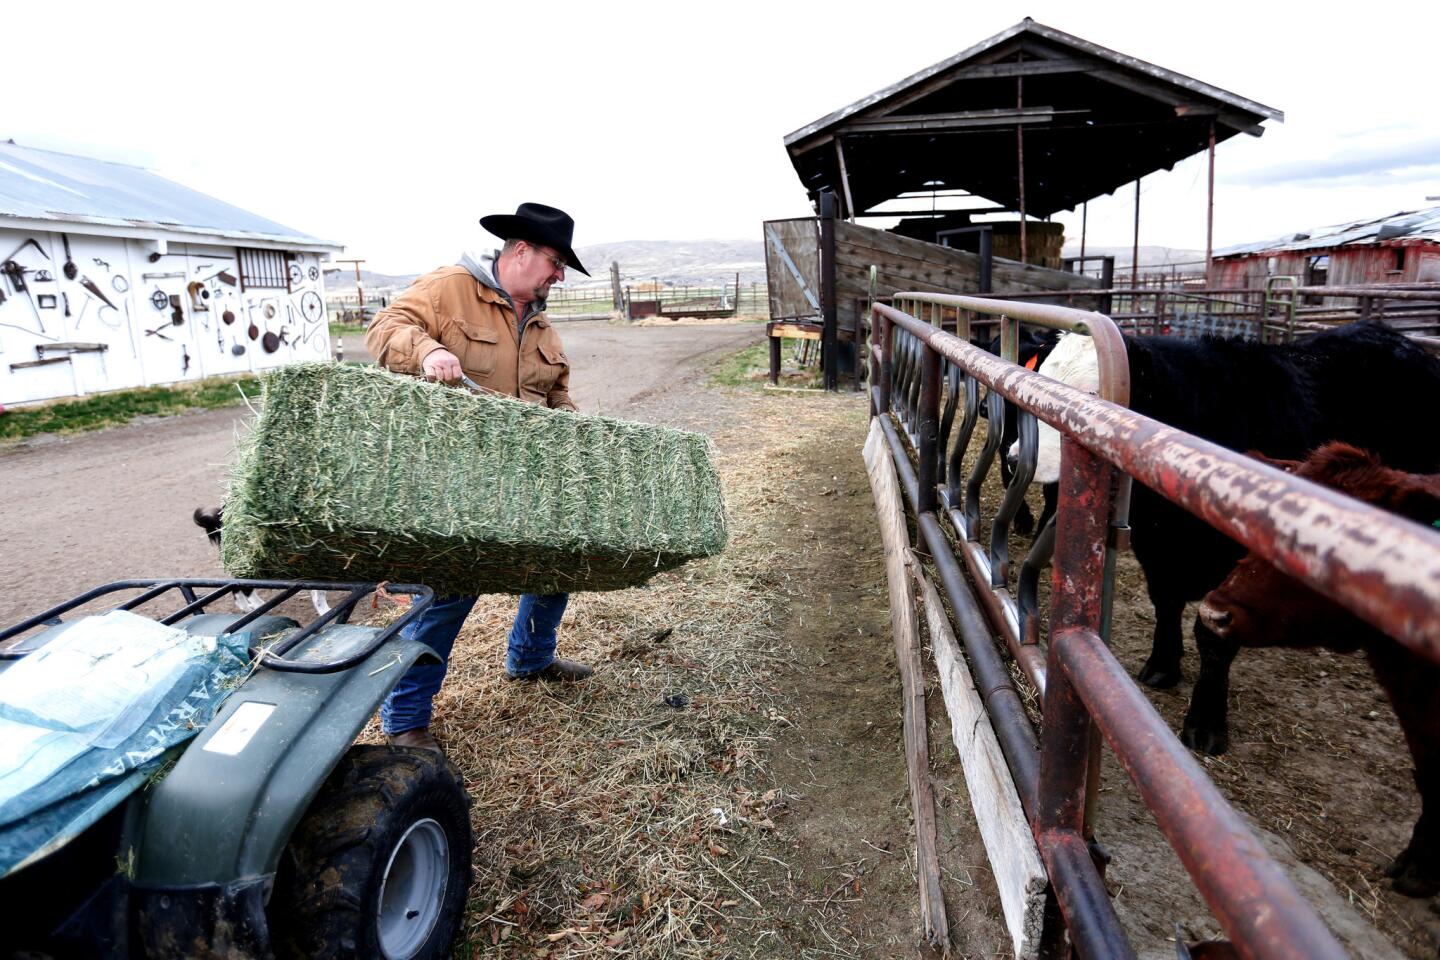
[335, 258, 366, 323]
[610, 261, 623, 313]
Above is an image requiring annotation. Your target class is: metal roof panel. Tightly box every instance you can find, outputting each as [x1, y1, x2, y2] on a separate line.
[0, 140, 340, 249]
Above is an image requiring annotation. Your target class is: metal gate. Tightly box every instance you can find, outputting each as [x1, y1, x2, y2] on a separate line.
[868, 291, 1440, 957]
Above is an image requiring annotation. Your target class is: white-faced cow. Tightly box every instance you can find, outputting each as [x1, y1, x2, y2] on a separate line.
[1011, 321, 1440, 755]
[1197, 443, 1440, 897]
[974, 326, 1060, 535]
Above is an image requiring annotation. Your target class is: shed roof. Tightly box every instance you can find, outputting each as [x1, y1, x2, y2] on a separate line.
[785, 19, 1282, 219]
[1214, 206, 1440, 258]
[0, 140, 341, 252]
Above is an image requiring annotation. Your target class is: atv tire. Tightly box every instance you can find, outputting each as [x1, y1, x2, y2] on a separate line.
[270, 745, 473, 960]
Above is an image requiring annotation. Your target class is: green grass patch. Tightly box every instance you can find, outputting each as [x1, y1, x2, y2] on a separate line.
[710, 340, 823, 389]
[329, 322, 368, 339]
[0, 374, 259, 442]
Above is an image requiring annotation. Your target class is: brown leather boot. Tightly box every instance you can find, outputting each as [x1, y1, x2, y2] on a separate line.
[510, 658, 594, 682]
[386, 727, 443, 754]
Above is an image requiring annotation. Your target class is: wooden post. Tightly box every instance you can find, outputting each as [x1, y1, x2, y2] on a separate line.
[835, 138, 856, 222]
[1017, 55, 1027, 265]
[610, 261, 623, 313]
[820, 191, 839, 391]
[1131, 179, 1141, 289]
[1205, 121, 1216, 285]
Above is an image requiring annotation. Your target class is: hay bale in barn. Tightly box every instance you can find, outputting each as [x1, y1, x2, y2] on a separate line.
[220, 362, 727, 595]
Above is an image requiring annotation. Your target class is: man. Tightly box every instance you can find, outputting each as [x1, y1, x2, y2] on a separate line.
[366, 202, 595, 754]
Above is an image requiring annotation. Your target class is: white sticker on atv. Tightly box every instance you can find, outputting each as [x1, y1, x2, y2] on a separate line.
[202, 701, 276, 756]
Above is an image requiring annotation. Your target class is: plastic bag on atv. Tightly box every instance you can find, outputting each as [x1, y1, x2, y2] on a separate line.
[0, 610, 251, 876]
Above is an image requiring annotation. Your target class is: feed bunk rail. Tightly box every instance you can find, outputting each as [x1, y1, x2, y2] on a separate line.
[866, 295, 1433, 957]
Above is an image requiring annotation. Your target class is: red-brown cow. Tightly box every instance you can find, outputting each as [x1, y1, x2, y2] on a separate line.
[1197, 443, 1440, 897]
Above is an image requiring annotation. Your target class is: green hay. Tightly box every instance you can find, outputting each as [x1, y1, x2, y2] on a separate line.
[220, 363, 728, 595]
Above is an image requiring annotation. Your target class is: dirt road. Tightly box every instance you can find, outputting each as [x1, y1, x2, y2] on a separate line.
[0, 321, 760, 626]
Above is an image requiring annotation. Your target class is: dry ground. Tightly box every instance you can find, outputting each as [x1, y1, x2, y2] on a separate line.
[6, 322, 1434, 958]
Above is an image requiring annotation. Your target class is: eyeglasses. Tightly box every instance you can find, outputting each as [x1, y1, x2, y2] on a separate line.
[533, 247, 566, 273]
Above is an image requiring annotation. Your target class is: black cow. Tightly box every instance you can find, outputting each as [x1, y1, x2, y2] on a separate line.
[1020, 322, 1440, 754]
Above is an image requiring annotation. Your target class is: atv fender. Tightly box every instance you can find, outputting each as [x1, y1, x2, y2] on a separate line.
[130, 623, 440, 889]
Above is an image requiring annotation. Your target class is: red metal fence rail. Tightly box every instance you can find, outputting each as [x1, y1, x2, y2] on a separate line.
[868, 292, 1440, 957]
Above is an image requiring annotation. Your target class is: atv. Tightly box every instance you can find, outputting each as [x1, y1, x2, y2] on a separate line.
[0, 578, 473, 960]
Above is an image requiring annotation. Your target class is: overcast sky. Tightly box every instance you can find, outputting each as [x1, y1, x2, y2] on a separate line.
[7, 1, 1438, 273]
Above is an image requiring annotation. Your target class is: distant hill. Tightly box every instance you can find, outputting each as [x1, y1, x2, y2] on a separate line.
[1059, 243, 1207, 271]
[321, 268, 420, 294]
[326, 238, 766, 294]
[570, 239, 765, 288]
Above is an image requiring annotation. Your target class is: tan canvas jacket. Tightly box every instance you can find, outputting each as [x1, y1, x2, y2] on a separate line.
[365, 265, 576, 411]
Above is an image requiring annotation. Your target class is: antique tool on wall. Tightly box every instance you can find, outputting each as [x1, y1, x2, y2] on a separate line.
[142, 271, 185, 281]
[61, 235, 77, 280]
[187, 280, 211, 311]
[3, 260, 28, 293]
[231, 342, 246, 356]
[111, 275, 129, 294]
[150, 289, 169, 311]
[33, 270, 53, 282]
[80, 277, 117, 310]
[222, 309, 235, 325]
[38, 294, 56, 310]
[144, 321, 174, 341]
[62, 292, 70, 317]
[92, 258, 110, 270]
[168, 295, 185, 326]
[216, 270, 237, 286]
[299, 290, 324, 324]
[182, 345, 190, 374]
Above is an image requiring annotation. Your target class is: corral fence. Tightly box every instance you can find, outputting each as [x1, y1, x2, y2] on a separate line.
[544, 280, 769, 321]
[865, 290, 1440, 957]
[978, 278, 1440, 348]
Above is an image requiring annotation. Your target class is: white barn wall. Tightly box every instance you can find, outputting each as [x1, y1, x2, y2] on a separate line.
[0, 227, 331, 406]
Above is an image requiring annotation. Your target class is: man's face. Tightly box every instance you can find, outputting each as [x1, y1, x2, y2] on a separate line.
[514, 242, 567, 301]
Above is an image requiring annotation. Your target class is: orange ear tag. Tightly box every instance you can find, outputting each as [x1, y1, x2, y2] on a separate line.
[1024, 354, 1040, 371]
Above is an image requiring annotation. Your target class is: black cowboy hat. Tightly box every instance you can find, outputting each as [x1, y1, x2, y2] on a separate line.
[480, 202, 589, 276]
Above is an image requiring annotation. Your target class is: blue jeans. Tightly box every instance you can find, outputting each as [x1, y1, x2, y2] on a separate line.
[380, 592, 569, 734]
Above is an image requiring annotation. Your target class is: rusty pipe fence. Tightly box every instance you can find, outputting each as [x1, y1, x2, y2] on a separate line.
[869, 291, 1440, 957]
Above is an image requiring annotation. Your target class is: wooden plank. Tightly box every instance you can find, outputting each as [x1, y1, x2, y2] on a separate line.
[905, 545, 1047, 960]
[951, 57, 1093, 80]
[839, 108, 1060, 135]
[861, 421, 949, 951]
[767, 322, 823, 340]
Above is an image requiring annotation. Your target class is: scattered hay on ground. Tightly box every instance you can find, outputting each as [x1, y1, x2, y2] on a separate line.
[357, 392, 864, 958]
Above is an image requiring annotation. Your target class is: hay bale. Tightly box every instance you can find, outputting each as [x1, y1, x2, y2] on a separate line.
[220, 362, 727, 595]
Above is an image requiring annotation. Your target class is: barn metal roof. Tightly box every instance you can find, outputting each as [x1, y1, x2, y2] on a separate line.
[1214, 206, 1440, 257]
[784, 19, 1282, 219]
[0, 140, 341, 251]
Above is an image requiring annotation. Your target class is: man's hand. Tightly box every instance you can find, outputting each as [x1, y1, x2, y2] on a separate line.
[421, 348, 463, 382]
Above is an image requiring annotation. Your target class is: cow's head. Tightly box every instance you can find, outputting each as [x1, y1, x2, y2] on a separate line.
[1198, 444, 1440, 651]
[1005, 331, 1099, 484]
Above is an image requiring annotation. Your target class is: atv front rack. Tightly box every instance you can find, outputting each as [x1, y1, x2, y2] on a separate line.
[0, 578, 435, 674]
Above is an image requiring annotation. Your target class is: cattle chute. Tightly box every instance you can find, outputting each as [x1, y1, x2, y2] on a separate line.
[866, 291, 1440, 957]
